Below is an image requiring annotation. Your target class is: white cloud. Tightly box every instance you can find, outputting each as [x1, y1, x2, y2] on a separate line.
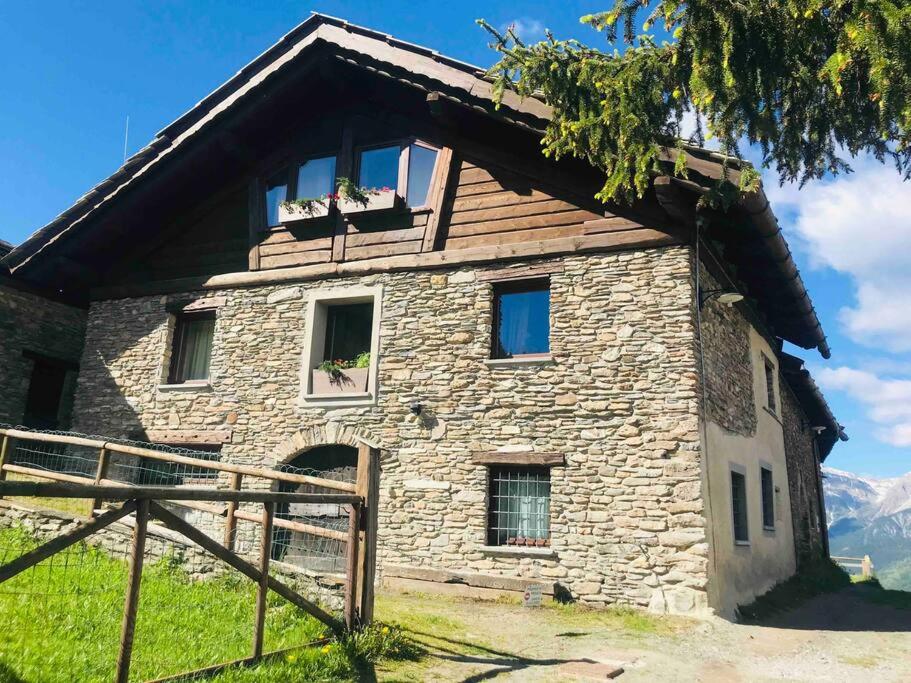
[503, 18, 545, 43]
[765, 156, 911, 351]
[816, 366, 911, 447]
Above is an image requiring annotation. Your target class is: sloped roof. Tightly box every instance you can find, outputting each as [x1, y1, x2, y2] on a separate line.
[0, 12, 829, 357]
[780, 352, 847, 460]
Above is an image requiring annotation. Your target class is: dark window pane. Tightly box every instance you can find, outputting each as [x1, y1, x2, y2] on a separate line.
[295, 156, 336, 200]
[358, 146, 399, 191]
[406, 144, 438, 206]
[494, 281, 550, 358]
[487, 466, 551, 546]
[324, 303, 373, 363]
[171, 314, 215, 383]
[761, 468, 775, 529]
[265, 169, 288, 226]
[731, 471, 749, 542]
[23, 360, 68, 429]
[764, 357, 777, 412]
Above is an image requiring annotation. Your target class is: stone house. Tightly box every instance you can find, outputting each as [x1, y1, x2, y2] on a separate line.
[0, 14, 845, 618]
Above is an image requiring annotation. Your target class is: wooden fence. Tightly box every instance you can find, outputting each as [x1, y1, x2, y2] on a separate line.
[0, 426, 380, 679]
[832, 554, 875, 579]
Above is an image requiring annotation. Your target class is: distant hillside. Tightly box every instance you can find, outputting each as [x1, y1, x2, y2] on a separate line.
[823, 467, 911, 591]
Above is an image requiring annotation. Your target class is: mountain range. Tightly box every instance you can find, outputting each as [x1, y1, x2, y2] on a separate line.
[823, 466, 911, 590]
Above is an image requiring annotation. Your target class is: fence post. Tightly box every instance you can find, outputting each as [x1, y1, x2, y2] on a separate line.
[90, 447, 110, 517]
[344, 502, 361, 630]
[224, 473, 243, 550]
[862, 555, 874, 579]
[356, 444, 379, 625]
[252, 501, 274, 660]
[116, 498, 149, 683]
[0, 434, 10, 500]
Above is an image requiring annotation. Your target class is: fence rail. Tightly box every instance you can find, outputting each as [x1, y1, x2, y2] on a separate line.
[832, 554, 875, 578]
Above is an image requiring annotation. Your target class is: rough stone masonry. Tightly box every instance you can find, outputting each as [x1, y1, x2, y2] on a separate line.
[70, 246, 709, 613]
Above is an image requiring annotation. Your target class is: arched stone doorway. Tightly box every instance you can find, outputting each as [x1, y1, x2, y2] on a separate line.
[272, 444, 358, 573]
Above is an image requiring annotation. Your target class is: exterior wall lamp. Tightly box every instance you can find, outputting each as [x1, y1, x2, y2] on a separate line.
[699, 288, 745, 309]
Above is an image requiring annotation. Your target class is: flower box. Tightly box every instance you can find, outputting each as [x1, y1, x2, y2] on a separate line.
[311, 367, 369, 395]
[338, 189, 403, 215]
[278, 199, 331, 225]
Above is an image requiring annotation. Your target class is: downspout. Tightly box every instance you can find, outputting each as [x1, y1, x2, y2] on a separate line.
[694, 218, 721, 599]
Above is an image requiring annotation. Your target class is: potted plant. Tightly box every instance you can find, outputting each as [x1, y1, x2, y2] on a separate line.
[336, 177, 403, 215]
[311, 352, 371, 394]
[278, 194, 334, 225]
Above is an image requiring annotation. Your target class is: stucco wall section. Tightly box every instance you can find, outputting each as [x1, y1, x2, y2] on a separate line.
[71, 247, 710, 613]
[780, 384, 826, 565]
[697, 267, 797, 617]
[0, 283, 86, 427]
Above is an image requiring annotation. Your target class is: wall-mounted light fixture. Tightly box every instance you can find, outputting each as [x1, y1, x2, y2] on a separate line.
[699, 287, 745, 309]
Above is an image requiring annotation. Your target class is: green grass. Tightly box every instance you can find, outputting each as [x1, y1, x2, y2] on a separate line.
[737, 558, 852, 622]
[0, 526, 415, 682]
[853, 578, 911, 610]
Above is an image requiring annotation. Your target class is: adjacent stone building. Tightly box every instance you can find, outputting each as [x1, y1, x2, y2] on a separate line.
[0, 15, 843, 618]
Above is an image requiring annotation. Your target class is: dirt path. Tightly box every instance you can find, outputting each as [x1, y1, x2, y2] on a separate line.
[373, 584, 911, 682]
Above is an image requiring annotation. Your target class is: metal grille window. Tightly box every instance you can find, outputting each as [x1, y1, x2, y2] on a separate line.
[731, 470, 749, 543]
[761, 467, 775, 530]
[169, 312, 215, 384]
[488, 467, 551, 546]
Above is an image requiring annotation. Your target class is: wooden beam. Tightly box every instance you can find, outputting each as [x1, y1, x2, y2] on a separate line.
[0, 480, 360, 505]
[382, 564, 555, 595]
[148, 502, 345, 634]
[344, 502, 360, 629]
[356, 445, 379, 625]
[223, 472, 243, 550]
[471, 452, 565, 466]
[116, 499, 149, 683]
[248, 178, 262, 271]
[90, 447, 110, 517]
[421, 146, 455, 252]
[90, 228, 682, 301]
[0, 501, 137, 584]
[233, 508, 349, 543]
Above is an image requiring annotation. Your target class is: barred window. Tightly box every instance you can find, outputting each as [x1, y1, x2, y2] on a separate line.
[487, 467, 551, 546]
[731, 469, 749, 543]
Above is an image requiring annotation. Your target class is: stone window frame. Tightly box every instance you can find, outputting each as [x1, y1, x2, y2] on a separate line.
[759, 461, 776, 532]
[730, 463, 750, 546]
[298, 284, 383, 409]
[480, 267, 559, 369]
[158, 297, 225, 393]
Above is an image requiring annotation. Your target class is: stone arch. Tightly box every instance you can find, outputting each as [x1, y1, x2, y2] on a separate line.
[274, 421, 384, 464]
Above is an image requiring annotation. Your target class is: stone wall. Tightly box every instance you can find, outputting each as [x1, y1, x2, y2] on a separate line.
[0, 283, 86, 427]
[70, 247, 710, 613]
[780, 385, 826, 566]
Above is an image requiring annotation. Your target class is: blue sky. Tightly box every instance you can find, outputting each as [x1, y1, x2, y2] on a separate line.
[2, 2, 909, 478]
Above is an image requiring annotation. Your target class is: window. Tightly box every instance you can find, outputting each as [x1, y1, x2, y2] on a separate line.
[264, 169, 289, 227]
[323, 302, 373, 363]
[492, 279, 550, 359]
[300, 286, 382, 405]
[488, 467, 551, 546]
[169, 312, 215, 384]
[22, 355, 72, 430]
[761, 466, 775, 530]
[731, 469, 749, 544]
[295, 155, 336, 200]
[763, 354, 777, 413]
[356, 141, 439, 207]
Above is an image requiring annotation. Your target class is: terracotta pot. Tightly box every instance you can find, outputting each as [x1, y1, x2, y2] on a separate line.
[311, 367, 369, 394]
[278, 199, 331, 224]
[338, 189, 402, 215]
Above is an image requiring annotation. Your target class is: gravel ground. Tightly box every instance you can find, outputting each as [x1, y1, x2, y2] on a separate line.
[374, 584, 911, 682]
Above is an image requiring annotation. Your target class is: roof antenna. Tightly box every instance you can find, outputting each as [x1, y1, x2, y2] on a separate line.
[122, 115, 130, 164]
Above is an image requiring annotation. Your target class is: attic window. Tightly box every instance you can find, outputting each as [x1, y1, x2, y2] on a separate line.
[355, 141, 439, 208]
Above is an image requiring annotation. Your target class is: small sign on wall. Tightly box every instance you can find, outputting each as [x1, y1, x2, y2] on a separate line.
[523, 583, 543, 608]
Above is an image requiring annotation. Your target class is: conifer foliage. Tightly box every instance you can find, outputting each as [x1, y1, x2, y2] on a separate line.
[479, 2, 911, 207]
